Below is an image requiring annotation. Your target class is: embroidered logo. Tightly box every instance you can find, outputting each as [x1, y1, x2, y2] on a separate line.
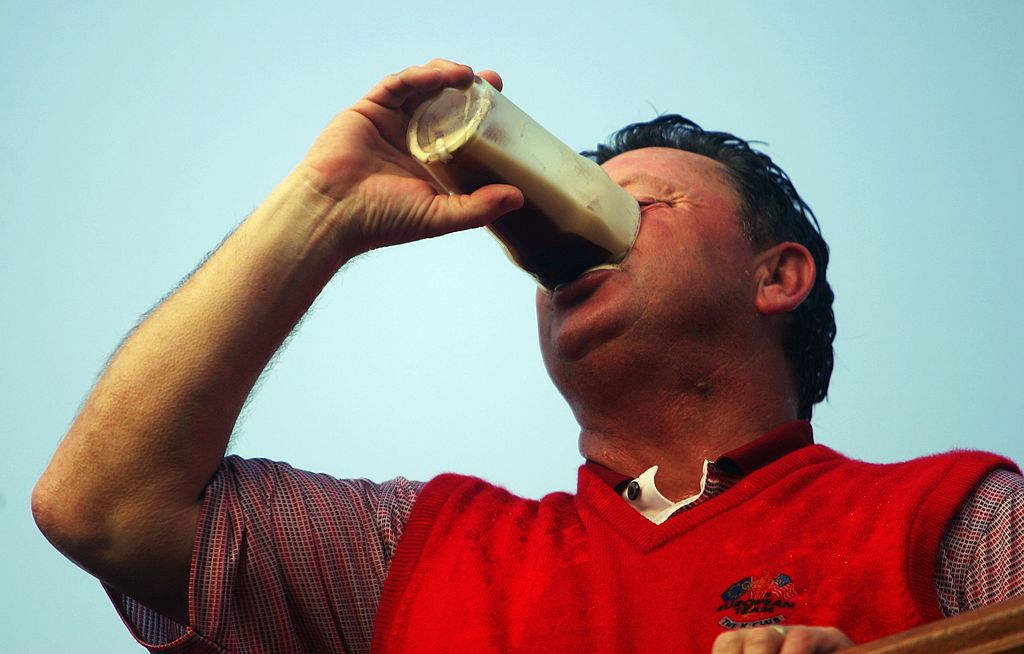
[716, 571, 800, 629]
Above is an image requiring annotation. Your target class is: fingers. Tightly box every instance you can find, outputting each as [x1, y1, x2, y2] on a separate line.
[477, 69, 503, 91]
[421, 57, 502, 90]
[712, 627, 785, 654]
[366, 60, 476, 110]
[711, 625, 854, 654]
[354, 59, 501, 147]
[779, 627, 853, 654]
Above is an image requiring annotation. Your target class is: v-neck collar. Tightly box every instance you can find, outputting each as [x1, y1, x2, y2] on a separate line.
[576, 444, 840, 553]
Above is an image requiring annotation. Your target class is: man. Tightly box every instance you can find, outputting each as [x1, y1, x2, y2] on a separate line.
[33, 60, 1023, 653]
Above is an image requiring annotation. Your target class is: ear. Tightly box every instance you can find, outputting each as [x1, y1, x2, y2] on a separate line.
[753, 242, 816, 315]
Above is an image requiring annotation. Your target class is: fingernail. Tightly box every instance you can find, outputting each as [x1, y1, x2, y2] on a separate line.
[501, 195, 523, 211]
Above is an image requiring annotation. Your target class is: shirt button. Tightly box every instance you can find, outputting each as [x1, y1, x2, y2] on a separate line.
[626, 480, 641, 500]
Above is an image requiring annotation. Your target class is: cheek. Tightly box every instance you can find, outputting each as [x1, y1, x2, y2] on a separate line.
[629, 217, 687, 265]
[633, 219, 701, 279]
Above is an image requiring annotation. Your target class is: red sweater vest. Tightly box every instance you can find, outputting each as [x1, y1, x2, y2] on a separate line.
[371, 446, 1015, 653]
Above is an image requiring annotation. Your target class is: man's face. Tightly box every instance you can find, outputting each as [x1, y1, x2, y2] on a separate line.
[536, 147, 760, 377]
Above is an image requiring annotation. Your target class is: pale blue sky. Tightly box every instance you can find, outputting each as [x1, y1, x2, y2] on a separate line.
[2, 2, 1022, 651]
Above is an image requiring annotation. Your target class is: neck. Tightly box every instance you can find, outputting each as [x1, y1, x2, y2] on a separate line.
[564, 342, 798, 501]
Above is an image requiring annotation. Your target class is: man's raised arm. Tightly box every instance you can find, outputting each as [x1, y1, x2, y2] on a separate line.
[31, 60, 522, 625]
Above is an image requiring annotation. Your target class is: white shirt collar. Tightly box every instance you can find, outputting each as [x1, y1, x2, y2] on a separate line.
[620, 462, 711, 525]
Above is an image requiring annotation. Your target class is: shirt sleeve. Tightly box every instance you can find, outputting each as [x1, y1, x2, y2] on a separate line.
[104, 455, 423, 654]
[936, 468, 1024, 615]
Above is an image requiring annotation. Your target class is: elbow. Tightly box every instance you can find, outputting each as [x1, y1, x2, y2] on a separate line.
[32, 473, 109, 566]
[32, 475, 71, 549]
[32, 474, 62, 543]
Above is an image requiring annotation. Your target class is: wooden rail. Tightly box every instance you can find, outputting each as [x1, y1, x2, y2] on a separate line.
[844, 596, 1024, 653]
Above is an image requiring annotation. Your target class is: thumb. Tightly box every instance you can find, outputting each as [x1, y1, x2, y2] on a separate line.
[426, 184, 524, 234]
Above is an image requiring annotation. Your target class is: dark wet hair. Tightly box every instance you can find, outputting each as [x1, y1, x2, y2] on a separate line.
[582, 115, 835, 419]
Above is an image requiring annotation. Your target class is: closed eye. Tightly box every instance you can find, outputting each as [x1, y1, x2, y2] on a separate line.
[639, 200, 670, 214]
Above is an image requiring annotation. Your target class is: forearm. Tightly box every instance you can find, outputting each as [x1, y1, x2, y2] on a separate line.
[33, 61, 519, 622]
[34, 170, 355, 562]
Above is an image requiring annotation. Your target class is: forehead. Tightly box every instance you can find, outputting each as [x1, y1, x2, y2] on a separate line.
[601, 147, 736, 201]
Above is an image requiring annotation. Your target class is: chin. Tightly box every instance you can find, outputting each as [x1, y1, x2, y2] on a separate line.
[537, 275, 640, 378]
[542, 312, 634, 371]
[541, 333, 639, 415]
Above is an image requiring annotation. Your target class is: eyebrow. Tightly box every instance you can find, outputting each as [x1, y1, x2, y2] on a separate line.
[613, 173, 680, 194]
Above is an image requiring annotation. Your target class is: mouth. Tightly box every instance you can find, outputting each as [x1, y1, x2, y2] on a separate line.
[549, 266, 617, 307]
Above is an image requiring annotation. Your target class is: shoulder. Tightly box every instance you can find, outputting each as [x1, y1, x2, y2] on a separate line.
[214, 455, 425, 499]
[949, 468, 1024, 539]
[812, 446, 1018, 483]
[795, 447, 1019, 529]
[965, 468, 1024, 505]
[413, 472, 576, 525]
[206, 456, 425, 540]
